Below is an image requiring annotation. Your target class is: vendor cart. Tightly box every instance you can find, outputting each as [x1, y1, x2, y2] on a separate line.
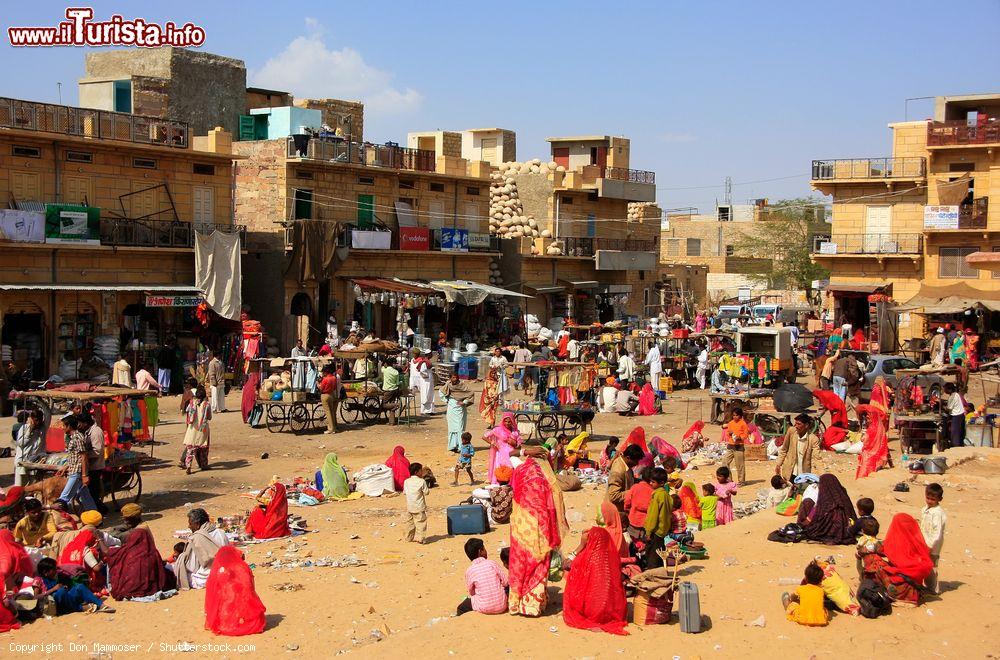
[502, 405, 595, 440]
[19, 453, 148, 509]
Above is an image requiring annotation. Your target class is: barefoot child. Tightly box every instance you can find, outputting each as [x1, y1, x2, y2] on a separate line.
[453, 433, 475, 485]
[782, 561, 829, 626]
[713, 466, 738, 525]
[920, 483, 946, 594]
[699, 484, 718, 529]
[403, 463, 429, 544]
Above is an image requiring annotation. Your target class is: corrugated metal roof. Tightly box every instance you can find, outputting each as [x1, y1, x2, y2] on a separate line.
[0, 284, 202, 292]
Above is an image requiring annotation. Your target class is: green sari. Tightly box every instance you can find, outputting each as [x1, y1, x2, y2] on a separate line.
[320, 452, 350, 499]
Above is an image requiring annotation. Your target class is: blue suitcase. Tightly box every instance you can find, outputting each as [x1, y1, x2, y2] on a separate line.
[446, 504, 489, 535]
[678, 581, 702, 633]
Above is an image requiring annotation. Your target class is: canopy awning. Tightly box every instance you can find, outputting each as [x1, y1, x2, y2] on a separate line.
[896, 283, 1000, 313]
[352, 278, 435, 294]
[558, 279, 600, 290]
[428, 280, 532, 306]
[523, 283, 565, 295]
[826, 283, 890, 295]
[0, 284, 203, 292]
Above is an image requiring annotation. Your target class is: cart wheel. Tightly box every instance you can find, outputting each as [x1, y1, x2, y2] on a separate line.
[536, 414, 559, 438]
[111, 471, 142, 510]
[340, 400, 360, 424]
[361, 395, 383, 422]
[289, 403, 310, 433]
[266, 405, 286, 433]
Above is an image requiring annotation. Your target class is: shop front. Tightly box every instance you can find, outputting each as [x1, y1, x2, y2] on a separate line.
[897, 283, 1000, 363]
[347, 278, 443, 344]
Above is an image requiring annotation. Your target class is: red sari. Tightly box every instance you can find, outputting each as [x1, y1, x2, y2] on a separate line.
[58, 528, 104, 590]
[623, 426, 653, 475]
[245, 483, 291, 539]
[385, 445, 410, 491]
[563, 527, 628, 635]
[107, 527, 176, 599]
[855, 405, 889, 479]
[0, 529, 32, 632]
[813, 389, 848, 449]
[637, 383, 657, 416]
[508, 458, 562, 617]
[204, 546, 266, 635]
[864, 513, 933, 605]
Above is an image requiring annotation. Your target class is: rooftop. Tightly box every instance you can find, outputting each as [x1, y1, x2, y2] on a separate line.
[465, 127, 513, 133]
[546, 135, 613, 143]
[246, 86, 291, 96]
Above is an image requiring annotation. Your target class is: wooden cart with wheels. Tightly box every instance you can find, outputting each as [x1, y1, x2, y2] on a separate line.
[20, 453, 150, 512]
[262, 399, 325, 434]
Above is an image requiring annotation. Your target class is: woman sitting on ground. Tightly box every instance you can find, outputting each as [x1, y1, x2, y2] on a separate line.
[57, 510, 110, 590]
[245, 480, 291, 540]
[106, 526, 176, 600]
[174, 508, 227, 590]
[861, 513, 934, 607]
[562, 526, 628, 635]
[801, 474, 857, 545]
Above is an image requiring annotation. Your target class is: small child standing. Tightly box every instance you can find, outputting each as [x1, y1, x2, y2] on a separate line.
[713, 466, 738, 525]
[598, 437, 619, 472]
[855, 517, 881, 578]
[920, 483, 946, 594]
[782, 561, 829, 627]
[457, 538, 508, 616]
[699, 484, 718, 529]
[403, 462, 429, 544]
[848, 497, 877, 538]
[453, 432, 475, 485]
[765, 475, 790, 508]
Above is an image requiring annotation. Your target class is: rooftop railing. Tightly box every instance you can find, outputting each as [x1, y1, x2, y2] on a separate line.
[927, 120, 1000, 146]
[562, 236, 657, 257]
[811, 157, 926, 180]
[601, 166, 656, 185]
[287, 136, 436, 172]
[102, 218, 245, 249]
[811, 233, 922, 255]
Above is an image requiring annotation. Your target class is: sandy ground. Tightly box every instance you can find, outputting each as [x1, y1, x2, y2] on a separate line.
[1, 383, 998, 660]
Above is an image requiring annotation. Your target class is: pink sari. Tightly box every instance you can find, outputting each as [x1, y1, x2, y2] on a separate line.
[637, 383, 657, 416]
[486, 412, 522, 484]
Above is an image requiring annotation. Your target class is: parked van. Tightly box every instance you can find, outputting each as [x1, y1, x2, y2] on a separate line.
[736, 326, 796, 382]
[750, 304, 782, 324]
[717, 304, 749, 324]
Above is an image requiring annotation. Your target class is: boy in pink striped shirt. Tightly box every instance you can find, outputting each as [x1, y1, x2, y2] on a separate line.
[457, 538, 508, 615]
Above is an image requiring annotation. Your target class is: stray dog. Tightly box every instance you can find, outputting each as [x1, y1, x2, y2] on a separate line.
[24, 475, 68, 505]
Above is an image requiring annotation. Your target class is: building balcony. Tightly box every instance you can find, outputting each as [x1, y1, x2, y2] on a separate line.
[287, 136, 436, 172]
[288, 225, 499, 253]
[601, 166, 655, 185]
[927, 120, 1000, 147]
[811, 157, 926, 182]
[562, 237, 657, 257]
[0, 96, 189, 148]
[812, 233, 923, 256]
[957, 197, 988, 229]
[102, 218, 246, 249]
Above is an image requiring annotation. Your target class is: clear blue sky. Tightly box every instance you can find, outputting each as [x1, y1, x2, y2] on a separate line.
[3, 1, 999, 210]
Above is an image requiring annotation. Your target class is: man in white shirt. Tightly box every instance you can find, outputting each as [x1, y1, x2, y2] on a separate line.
[134, 364, 161, 392]
[599, 379, 619, 413]
[616, 349, 637, 388]
[695, 346, 709, 389]
[643, 342, 662, 391]
[567, 338, 580, 361]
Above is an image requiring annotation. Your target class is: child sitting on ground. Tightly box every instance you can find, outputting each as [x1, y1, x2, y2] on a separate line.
[35, 558, 113, 614]
[598, 437, 619, 472]
[699, 484, 718, 529]
[848, 497, 877, 538]
[765, 475, 790, 508]
[855, 517, 881, 578]
[624, 467, 654, 540]
[167, 542, 186, 563]
[456, 538, 508, 616]
[920, 483, 946, 594]
[453, 432, 475, 485]
[713, 466, 738, 525]
[668, 494, 695, 546]
[782, 561, 829, 627]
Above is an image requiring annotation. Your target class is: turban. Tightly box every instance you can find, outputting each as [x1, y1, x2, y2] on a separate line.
[494, 466, 514, 483]
[80, 510, 103, 526]
[605, 377, 616, 386]
[120, 503, 142, 518]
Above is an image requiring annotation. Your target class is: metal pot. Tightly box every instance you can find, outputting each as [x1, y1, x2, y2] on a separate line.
[924, 457, 947, 474]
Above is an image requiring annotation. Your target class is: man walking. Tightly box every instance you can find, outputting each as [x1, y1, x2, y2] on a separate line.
[207, 350, 227, 413]
[318, 366, 340, 434]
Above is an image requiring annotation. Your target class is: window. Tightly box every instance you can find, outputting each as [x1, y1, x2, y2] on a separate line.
[294, 169, 313, 180]
[948, 163, 975, 172]
[725, 245, 735, 256]
[113, 80, 132, 113]
[357, 194, 375, 228]
[938, 246, 978, 279]
[429, 182, 445, 192]
[12, 145, 40, 158]
[193, 163, 215, 176]
[587, 191, 599, 202]
[717, 205, 731, 222]
[400, 179, 415, 190]
[293, 189, 313, 220]
[664, 239, 680, 257]
[66, 151, 93, 163]
[466, 186, 480, 196]
[358, 176, 375, 186]
[132, 158, 157, 169]
[686, 238, 702, 257]
[639, 271, 645, 281]
[590, 147, 598, 165]
[193, 186, 214, 224]
[561, 196, 574, 205]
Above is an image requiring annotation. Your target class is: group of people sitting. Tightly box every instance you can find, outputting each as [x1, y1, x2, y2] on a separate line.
[0, 500, 272, 636]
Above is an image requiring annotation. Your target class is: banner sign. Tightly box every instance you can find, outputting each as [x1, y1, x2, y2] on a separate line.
[468, 232, 492, 250]
[440, 228, 469, 252]
[399, 227, 430, 251]
[0, 209, 45, 243]
[145, 295, 204, 308]
[44, 204, 100, 244]
[923, 205, 959, 230]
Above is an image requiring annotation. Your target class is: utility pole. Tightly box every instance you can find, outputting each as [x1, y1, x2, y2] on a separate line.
[724, 176, 732, 206]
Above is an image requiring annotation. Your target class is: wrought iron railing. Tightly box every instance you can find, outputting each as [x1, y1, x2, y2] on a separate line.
[811, 157, 926, 180]
[601, 166, 656, 185]
[811, 233, 922, 255]
[0, 97, 189, 148]
[101, 218, 245, 248]
[927, 120, 1000, 146]
[287, 137, 436, 172]
[957, 197, 988, 229]
[562, 236, 657, 257]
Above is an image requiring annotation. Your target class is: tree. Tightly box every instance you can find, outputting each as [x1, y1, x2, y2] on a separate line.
[731, 197, 830, 301]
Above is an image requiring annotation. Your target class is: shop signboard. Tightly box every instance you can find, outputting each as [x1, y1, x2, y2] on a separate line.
[818, 241, 838, 254]
[440, 228, 469, 252]
[145, 295, 204, 308]
[0, 209, 45, 243]
[44, 204, 101, 245]
[923, 205, 959, 230]
[399, 227, 430, 251]
[468, 232, 492, 251]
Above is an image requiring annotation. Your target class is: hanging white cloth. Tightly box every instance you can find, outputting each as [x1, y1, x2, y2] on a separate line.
[195, 231, 242, 321]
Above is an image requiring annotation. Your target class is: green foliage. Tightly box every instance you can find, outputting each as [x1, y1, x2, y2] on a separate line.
[732, 198, 830, 293]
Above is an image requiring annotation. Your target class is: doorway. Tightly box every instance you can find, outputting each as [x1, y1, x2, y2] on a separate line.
[2, 311, 45, 379]
[864, 205, 891, 253]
